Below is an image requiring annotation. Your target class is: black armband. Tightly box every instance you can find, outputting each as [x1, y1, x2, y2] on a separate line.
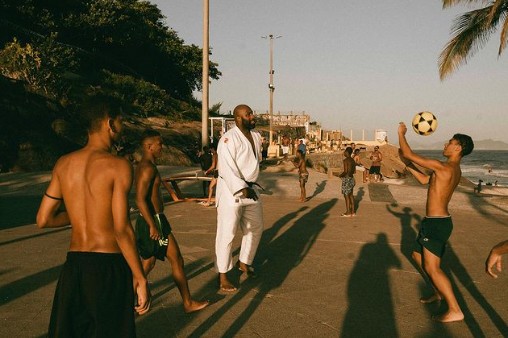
[44, 192, 64, 201]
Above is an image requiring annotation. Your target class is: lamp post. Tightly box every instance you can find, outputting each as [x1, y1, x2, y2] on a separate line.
[201, 0, 209, 148]
[262, 34, 282, 146]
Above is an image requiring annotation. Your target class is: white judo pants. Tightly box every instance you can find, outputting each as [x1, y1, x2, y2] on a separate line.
[215, 201, 264, 273]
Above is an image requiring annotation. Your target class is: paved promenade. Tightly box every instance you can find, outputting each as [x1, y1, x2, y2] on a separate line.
[1, 164, 507, 337]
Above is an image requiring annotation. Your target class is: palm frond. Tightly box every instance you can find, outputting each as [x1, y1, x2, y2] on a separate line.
[439, 6, 500, 80]
[443, 0, 492, 10]
[487, 0, 508, 23]
[499, 13, 508, 54]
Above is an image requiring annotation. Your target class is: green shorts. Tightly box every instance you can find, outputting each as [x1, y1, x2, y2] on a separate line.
[414, 216, 453, 258]
[135, 213, 172, 261]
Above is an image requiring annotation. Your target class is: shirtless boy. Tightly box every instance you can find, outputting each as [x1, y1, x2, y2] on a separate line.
[398, 122, 474, 323]
[36, 95, 150, 337]
[135, 129, 209, 313]
[293, 149, 309, 202]
[339, 147, 356, 217]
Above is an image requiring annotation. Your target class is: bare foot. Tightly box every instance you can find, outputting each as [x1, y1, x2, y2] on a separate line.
[420, 294, 442, 304]
[218, 274, 237, 292]
[432, 310, 464, 323]
[184, 299, 210, 313]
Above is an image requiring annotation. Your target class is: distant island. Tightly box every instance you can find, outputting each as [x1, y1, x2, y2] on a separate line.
[412, 139, 508, 150]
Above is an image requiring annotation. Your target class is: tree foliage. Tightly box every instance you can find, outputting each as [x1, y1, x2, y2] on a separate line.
[439, 0, 508, 79]
[0, 0, 221, 103]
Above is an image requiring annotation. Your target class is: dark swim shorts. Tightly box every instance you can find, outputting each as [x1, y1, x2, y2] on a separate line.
[135, 213, 172, 261]
[49, 252, 135, 338]
[414, 216, 453, 258]
[369, 166, 381, 174]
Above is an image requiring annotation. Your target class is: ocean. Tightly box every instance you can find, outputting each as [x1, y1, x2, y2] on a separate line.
[415, 150, 508, 187]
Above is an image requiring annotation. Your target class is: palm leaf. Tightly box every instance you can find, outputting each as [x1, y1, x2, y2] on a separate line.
[439, 6, 500, 79]
[499, 13, 508, 54]
[442, 0, 491, 9]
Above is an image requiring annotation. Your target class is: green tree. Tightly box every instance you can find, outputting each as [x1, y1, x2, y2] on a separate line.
[439, 0, 508, 79]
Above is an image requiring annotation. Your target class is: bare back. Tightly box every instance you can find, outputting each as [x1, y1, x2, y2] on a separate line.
[55, 148, 133, 252]
[135, 159, 164, 214]
[426, 162, 461, 216]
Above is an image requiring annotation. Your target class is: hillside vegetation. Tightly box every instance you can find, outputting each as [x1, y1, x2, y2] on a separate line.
[0, 0, 221, 171]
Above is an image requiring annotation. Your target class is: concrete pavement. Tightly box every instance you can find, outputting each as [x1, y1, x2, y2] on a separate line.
[1, 164, 507, 337]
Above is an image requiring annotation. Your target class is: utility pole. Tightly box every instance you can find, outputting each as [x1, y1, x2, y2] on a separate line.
[201, 0, 209, 148]
[262, 34, 282, 146]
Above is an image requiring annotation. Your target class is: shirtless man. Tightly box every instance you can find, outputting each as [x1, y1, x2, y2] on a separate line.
[398, 122, 474, 323]
[36, 95, 150, 337]
[135, 129, 209, 313]
[293, 149, 308, 202]
[339, 147, 356, 217]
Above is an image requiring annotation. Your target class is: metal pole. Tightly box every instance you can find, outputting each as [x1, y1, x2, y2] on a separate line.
[201, 0, 209, 148]
[269, 35, 274, 145]
[261, 35, 282, 146]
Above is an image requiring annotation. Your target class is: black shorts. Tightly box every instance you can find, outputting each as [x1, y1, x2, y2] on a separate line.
[49, 252, 135, 338]
[369, 166, 381, 174]
[135, 213, 172, 261]
[413, 216, 453, 258]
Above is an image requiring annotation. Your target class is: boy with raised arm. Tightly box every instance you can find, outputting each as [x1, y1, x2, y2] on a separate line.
[398, 122, 473, 323]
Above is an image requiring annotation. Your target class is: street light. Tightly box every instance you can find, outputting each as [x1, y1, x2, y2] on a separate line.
[201, 0, 209, 148]
[262, 34, 282, 146]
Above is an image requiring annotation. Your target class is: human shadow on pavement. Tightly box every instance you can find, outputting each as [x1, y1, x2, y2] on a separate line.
[187, 200, 335, 337]
[340, 233, 401, 338]
[307, 180, 327, 200]
[385, 203, 420, 271]
[0, 265, 62, 307]
[354, 186, 365, 213]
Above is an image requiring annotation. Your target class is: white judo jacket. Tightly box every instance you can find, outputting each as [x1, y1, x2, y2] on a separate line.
[216, 126, 262, 207]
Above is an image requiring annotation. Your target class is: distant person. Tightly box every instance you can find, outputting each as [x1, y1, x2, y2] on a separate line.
[202, 145, 218, 207]
[339, 147, 356, 217]
[486, 240, 508, 278]
[199, 146, 213, 197]
[350, 143, 356, 156]
[369, 146, 383, 182]
[474, 179, 483, 194]
[293, 149, 309, 202]
[135, 129, 209, 313]
[494, 180, 498, 186]
[215, 104, 264, 292]
[297, 139, 307, 155]
[36, 95, 151, 337]
[399, 122, 474, 323]
[353, 148, 368, 183]
[281, 135, 290, 161]
[261, 137, 269, 161]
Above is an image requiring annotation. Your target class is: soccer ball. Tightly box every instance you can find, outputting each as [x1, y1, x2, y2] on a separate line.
[412, 111, 438, 136]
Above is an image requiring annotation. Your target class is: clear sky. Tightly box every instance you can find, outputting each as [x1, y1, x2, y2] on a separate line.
[150, 0, 508, 145]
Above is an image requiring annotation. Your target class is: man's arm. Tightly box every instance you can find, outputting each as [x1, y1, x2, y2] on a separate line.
[135, 163, 160, 240]
[112, 159, 150, 314]
[36, 162, 70, 228]
[486, 240, 508, 278]
[398, 123, 444, 184]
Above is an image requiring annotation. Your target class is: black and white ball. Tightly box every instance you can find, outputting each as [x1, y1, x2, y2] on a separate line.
[412, 111, 438, 136]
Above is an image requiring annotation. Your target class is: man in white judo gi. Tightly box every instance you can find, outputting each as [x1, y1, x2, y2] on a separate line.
[215, 104, 264, 291]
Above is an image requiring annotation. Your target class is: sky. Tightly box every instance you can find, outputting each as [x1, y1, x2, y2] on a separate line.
[150, 0, 508, 145]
